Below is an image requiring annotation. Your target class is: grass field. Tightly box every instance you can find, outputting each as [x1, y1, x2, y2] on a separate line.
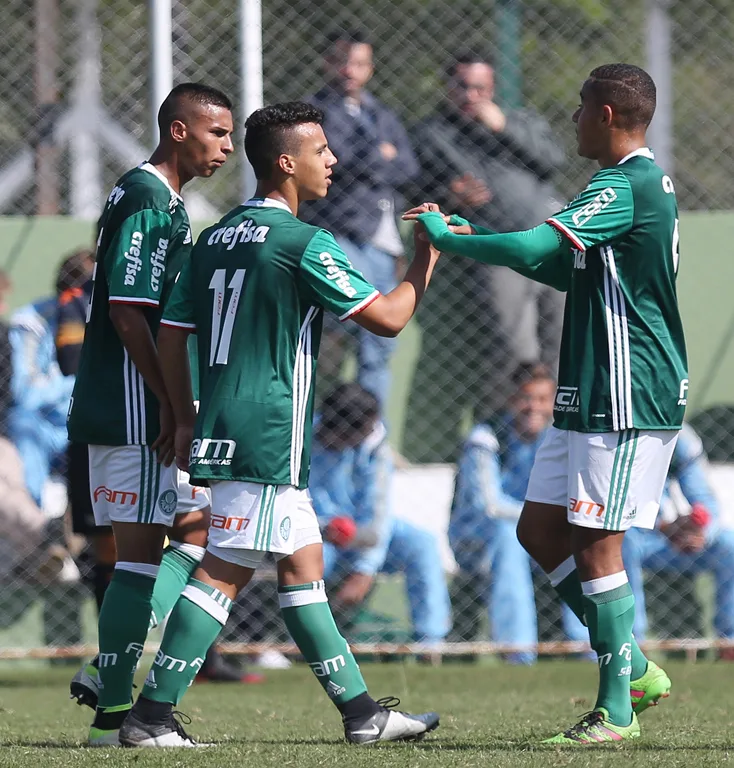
[0, 661, 733, 767]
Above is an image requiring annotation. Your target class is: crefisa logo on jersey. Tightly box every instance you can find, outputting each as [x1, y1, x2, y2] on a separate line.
[318, 252, 357, 298]
[207, 220, 270, 250]
[123, 231, 144, 286]
[555, 386, 580, 413]
[190, 438, 237, 466]
[150, 238, 169, 292]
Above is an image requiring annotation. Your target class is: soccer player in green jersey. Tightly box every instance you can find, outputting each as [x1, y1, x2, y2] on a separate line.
[66, 83, 234, 745]
[113, 102, 441, 748]
[406, 64, 686, 745]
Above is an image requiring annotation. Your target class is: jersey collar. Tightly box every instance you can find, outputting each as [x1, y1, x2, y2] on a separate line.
[617, 147, 655, 165]
[139, 161, 184, 201]
[243, 197, 293, 213]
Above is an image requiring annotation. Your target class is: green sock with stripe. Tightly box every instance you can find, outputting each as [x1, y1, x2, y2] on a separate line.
[550, 557, 648, 680]
[279, 580, 368, 707]
[582, 572, 636, 727]
[96, 563, 158, 712]
[141, 578, 230, 705]
[149, 543, 206, 629]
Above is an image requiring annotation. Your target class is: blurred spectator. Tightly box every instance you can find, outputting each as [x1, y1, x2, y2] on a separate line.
[9, 250, 93, 505]
[302, 30, 419, 416]
[406, 50, 565, 462]
[310, 383, 451, 645]
[449, 363, 578, 663]
[619, 423, 734, 652]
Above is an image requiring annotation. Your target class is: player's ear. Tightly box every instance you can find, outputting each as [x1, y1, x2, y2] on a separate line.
[170, 119, 187, 143]
[601, 104, 614, 127]
[278, 153, 296, 176]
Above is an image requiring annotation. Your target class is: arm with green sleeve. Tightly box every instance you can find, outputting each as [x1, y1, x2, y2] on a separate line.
[427, 168, 635, 291]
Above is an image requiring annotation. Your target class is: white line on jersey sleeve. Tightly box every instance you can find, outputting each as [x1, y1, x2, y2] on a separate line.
[339, 290, 381, 322]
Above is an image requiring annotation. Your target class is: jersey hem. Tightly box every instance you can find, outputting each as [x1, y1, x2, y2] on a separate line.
[189, 473, 309, 491]
[109, 296, 160, 307]
[546, 218, 587, 252]
[552, 423, 683, 433]
[339, 290, 381, 321]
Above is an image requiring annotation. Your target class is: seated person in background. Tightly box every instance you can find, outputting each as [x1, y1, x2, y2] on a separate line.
[310, 383, 451, 645]
[621, 423, 734, 653]
[450, 362, 580, 663]
[9, 251, 93, 506]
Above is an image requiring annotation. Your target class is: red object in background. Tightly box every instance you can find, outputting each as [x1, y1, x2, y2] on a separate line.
[689, 502, 711, 528]
[325, 516, 358, 547]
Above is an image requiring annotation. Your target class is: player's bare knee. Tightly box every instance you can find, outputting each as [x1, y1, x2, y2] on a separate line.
[112, 521, 167, 564]
[571, 527, 626, 581]
[277, 543, 324, 587]
[169, 507, 210, 549]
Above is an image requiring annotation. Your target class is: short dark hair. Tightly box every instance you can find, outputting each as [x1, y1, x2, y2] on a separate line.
[511, 361, 556, 389]
[586, 63, 656, 129]
[244, 101, 324, 180]
[56, 248, 94, 295]
[324, 28, 371, 53]
[446, 49, 494, 80]
[320, 383, 379, 438]
[157, 82, 232, 134]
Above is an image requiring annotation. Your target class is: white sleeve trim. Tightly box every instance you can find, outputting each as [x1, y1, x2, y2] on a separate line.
[546, 218, 587, 252]
[160, 319, 196, 330]
[339, 290, 381, 322]
[109, 296, 160, 307]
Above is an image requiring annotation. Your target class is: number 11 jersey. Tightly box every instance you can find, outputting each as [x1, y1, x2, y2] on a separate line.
[161, 198, 379, 489]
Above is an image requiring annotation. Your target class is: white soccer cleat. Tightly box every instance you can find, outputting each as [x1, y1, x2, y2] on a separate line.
[344, 696, 439, 745]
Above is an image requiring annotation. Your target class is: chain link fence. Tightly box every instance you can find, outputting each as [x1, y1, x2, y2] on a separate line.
[1, 0, 734, 665]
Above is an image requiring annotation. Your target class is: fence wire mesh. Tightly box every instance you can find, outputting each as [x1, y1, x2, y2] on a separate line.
[0, 0, 734, 666]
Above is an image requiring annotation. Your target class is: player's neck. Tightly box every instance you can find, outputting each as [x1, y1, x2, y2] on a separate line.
[148, 148, 188, 194]
[598, 134, 648, 168]
[253, 185, 298, 216]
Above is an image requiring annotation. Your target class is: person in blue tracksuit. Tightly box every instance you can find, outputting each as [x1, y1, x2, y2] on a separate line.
[310, 383, 451, 644]
[621, 423, 734, 645]
[450, 362, 581, 663]
[9, 250, 93, 505]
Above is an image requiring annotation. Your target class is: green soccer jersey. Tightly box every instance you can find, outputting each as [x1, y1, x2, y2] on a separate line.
[546, 148, 688, 432]
[68, 162, 192, 446]
[161, 197, 380, 488]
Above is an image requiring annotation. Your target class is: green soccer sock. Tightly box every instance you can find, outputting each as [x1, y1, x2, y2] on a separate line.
[142, 578, 229, 705]
[581, 573, 636, 727]
[149, 543, 205, 629]
[551, 557, 648, 679]
[96, 563, 158, 711]
[279, 580, 368, 707]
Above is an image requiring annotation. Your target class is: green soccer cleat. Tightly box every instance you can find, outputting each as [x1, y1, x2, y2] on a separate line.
[630, 660, 671, 714]
[542, 708, 640, 745]
[88, 726, 121, 747]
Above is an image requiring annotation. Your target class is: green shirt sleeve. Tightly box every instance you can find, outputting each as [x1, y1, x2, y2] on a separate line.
[160, 258, 196, 330]
[107, 208, 173, 307]
[546, 168, 634, 251]
[418, 212, 565, 269]
[299, 230, 380, 321]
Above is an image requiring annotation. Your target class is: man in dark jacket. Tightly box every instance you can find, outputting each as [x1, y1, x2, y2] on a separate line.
[406, 51, 566, 462]
[302, 30, 419, 416]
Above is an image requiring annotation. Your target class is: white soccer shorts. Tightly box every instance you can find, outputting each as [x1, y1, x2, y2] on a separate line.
[206, 481, 322, 569]
[89, 445, 179, 526]
[176, 469, 211, 515]
[525, 426, 679, 531]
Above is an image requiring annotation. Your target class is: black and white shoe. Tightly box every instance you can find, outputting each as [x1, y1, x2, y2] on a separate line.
[118, 709, 209, 748]
[70, 655, 100, 710]
[344, 696, 439, 745]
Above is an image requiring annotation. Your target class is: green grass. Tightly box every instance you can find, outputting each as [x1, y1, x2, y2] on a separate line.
[0, 661, 732, 767]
